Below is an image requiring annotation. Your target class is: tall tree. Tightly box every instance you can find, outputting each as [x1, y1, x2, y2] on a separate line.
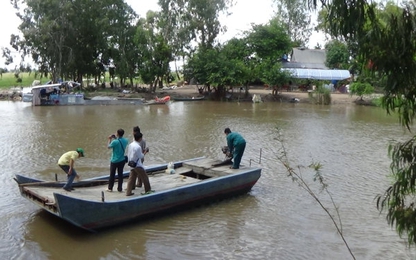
[184, 18, 292, 99]
[10, 0, 136, 83]
[11, 0, 75, 81]
[246, 18, 292, 88]
[135, 12, 173, 92]
[105, 4, 139, 86]
[246, 18, 291, 61]
[184, 44, 247, 99]
[324, 40, 350, 69]
[158, 0, 234, 78]
[273, 0, 312, 46]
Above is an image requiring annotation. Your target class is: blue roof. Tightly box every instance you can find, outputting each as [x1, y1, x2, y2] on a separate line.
[283, 68, 350, 80]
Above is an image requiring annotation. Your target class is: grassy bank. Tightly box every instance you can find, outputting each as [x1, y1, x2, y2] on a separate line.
[0, 72, 43, 89]
[0, 72, 146, 90]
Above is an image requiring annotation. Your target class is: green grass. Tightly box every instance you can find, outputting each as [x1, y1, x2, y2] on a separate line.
[0, 72, 43, 89]
[0, 72, 148, 90]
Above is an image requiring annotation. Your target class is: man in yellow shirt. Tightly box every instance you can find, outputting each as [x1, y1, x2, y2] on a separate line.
[58, 148, 84, 192]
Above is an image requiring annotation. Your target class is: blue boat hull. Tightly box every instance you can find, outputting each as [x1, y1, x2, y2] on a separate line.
[56, 170, 260, 231]
[15, 157, 261, 232]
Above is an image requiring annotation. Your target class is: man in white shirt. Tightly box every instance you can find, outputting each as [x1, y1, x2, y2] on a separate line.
[126, 132, 151, 196]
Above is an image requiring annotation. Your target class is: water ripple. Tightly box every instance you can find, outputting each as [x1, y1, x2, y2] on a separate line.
[0, 102, 415, 259]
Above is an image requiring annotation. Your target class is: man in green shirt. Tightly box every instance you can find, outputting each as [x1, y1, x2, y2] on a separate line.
[107, 129, 128, 192]
[224, 128, 246, 169]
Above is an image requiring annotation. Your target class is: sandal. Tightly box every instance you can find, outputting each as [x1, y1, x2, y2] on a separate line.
[141, 190, 155, 195]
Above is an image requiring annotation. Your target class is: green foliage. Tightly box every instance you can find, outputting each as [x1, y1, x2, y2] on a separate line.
[315, 0, 416, 247]
[243, 18, 292, 87]
[315, 8, 330, 36]
[0, 72, 40, 88]
[272, 0, 312, 46]
[260, 61, 292, 87]
[11, 0, 137, 82]
[349, 82, 374, 99]
[312, 85, 331, 105]
[184, 18, 292, 98]
[377, 137, 416, 245]
[106, 6, 140, 86]
[185, 45, 247, 89]
[134, 15, 174, 90]
[371, 96, 383, 107]
[157, 0, 233, 79]
[325, 40, 350, 69]
[246, 18, 291, 60]
[158, 0, 233, 52]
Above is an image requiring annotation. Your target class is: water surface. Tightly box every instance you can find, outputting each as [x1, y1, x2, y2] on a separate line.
[0, 100, 414, 259]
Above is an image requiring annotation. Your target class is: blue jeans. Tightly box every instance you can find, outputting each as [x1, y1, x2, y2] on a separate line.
[59, 165, 78, 190]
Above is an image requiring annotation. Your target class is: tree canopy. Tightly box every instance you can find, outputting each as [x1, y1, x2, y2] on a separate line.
[9, 0, 138, 83]
[324, 40, 349, 70]
[184, 17, 291, 97]
[273, 0, 312, 47]
[313, 0, 416, 246]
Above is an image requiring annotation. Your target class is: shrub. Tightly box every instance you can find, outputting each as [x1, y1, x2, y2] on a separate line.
[349, 82, 374, 99]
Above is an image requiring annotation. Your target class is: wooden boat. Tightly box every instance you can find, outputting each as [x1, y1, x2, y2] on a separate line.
[173, 96, 205, 101]
[14, 157, 261, 232]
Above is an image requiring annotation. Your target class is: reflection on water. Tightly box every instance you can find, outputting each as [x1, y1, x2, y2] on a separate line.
[1, 101, 415, 259]
[25, 195, 259, 259]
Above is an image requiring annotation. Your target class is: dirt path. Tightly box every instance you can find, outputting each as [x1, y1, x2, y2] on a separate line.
[155, 85, 360, 104]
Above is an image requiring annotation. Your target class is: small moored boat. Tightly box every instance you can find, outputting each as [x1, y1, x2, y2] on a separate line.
[144, 95, 170, 105]
[14, 157, 261, 232]
[30, 81, 84, 106]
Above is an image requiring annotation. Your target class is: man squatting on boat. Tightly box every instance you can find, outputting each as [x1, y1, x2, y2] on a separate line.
[57, 148, 84, 191]
[224, 128, 246, 169]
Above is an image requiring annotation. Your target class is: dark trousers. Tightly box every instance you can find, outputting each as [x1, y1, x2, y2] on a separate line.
[233, 142, 246, 169]
[59, 165, 78, 190]
[126, 167, 150, 195]
[108, 160, 125, 192]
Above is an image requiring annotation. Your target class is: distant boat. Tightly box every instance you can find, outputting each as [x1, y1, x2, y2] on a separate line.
[173, 96, 205, 101]
[144, 95, 170, 105]
[14, 157, 262, 232]
[29, 81, 84, 106]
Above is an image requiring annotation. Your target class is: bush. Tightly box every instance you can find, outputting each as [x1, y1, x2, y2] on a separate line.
[309, 85, 332, 105]
[349, 82, 374, 99]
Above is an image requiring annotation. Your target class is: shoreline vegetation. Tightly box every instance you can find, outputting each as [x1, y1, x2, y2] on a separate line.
[0, 84, 373, 105]
[0, 73, 373, 105]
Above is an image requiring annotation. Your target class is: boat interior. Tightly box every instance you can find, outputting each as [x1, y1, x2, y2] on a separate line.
[17, 158, 241, 211]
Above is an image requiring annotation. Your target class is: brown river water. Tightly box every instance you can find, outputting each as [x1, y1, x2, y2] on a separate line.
[1, 100, 415, 259]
